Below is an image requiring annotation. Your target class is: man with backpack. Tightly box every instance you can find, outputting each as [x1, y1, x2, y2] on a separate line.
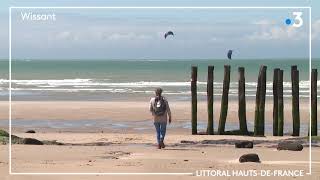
[149, 88, 172, 149]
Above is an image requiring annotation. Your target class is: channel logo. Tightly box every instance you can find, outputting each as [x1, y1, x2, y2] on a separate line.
[285, 12, 303, 27]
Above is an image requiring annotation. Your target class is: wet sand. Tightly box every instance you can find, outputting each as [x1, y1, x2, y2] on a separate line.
[0, 99, 314, 135]
[0, 99, 311, 122]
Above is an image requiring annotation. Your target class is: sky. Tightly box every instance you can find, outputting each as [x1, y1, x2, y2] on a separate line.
[0, 0, 319, 60]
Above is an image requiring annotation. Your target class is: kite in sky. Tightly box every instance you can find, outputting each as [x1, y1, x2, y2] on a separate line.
[164, 31, 174, 39]
[227, 50, 233, 60]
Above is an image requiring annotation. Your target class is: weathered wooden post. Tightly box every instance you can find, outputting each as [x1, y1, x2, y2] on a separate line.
[273, 68, 280, 136]
[207, 66, 214, 135]
[258, 66, 267, 136]
[291, 66, 300, 136]
[218, 65, 230, 134]
[238, 67, 248, 135]
[191, 66, 198, 135]
[278, 70, 284, 136]
[291, 66, 297, 77]
[254, 66, 262, 136]
[311, 69, 318, 136]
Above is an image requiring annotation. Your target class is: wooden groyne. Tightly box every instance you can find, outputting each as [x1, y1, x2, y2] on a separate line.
[218, 65, 231, 135]
[311, 69, 318, 136]
[254, 65, 267, 136]
[190, 65, 318, 137]
[206, 66, 214, 135]
[272, 68, 280, 136]
[191, 66, 198, 135]
[277, 70, 284, 136]
[291, 66, 300, 136]
[238, 67, 248, 135]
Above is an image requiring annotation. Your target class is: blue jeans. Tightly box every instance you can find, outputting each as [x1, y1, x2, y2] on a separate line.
[154, 122, 167, 144]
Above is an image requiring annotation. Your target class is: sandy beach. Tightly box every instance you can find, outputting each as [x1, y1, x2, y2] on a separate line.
[0, 99, 318, 180]
[0, 99, 319, 180]
[0, 133, 320, 180]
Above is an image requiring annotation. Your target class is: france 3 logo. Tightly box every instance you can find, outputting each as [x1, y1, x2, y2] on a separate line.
[285, 12, 303, 27]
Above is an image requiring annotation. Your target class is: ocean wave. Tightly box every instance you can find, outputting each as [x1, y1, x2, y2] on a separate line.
[11, 88, 132, 93]
[0, 79, 318, 88]
[0, 78, 93, 85]
[7, 88, 314, 97]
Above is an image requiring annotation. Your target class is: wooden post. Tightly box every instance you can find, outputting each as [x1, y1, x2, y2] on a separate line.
[238, 67, 248, 135]
[207, 66, 214, 135]
[291, 66, 300, 136]
[254, 66, 262, 136]
[191, 66, 198, 135]
[311, 69, 318, 136]
[278, 70, 284, 136]
[258, 66, 267, 136]
[273, 68, 280, 136]
[218, 65, 230, 134]
[291, 66, 297, 78]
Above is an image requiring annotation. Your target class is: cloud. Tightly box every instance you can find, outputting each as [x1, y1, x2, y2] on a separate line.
[50, 31, 79, 42]
[312, 19, 320, 40]
[245, 26, 304, 41]
[49, 29, 154, 45]
[208, 37, 225, 43]
[105, 32, 152, 41]
[252, 19, 276, 26]
[246, 18, 320, 42]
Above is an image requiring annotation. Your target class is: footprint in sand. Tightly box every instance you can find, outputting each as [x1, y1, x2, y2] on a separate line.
[99, 151, 131, 160]
[116, 161, 143, 167]
[125, 137, 141, 141]
[40, 160, 56, 165]
[109, 151, 131, 156]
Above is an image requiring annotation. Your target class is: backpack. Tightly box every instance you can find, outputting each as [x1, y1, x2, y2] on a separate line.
[153, 96, 167, 116]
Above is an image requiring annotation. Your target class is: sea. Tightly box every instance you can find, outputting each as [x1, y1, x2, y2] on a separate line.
[0, 59, 319, 101]
[0, 58, 319, 134]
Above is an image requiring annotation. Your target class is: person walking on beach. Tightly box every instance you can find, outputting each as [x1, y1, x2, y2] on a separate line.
[149, 88, 172, 149]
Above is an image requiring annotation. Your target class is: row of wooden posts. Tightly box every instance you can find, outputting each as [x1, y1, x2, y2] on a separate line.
[191, 65, 318, 136]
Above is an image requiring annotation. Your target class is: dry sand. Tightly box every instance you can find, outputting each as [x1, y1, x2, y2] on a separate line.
[0, 133, 320, 180]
